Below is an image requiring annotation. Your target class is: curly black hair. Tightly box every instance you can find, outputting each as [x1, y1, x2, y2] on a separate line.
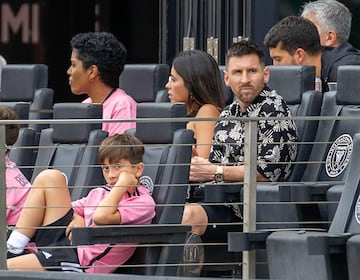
[70, 32, 127, 88]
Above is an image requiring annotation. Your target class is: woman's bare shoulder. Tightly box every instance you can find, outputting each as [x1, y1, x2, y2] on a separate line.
[196, 103, 221, 118]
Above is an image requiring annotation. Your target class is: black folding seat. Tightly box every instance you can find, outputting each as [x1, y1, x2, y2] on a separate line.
[8, 127, 36, 181]
[256, 65, 360, 227]
[253, 65, 322, 230]
[262, 132, 360, 280]
[119, 64, 170, 102]
[31, 103, 108, 200]
[0, 64, 54, 146]
[72, 102, 194, 276]
[324, 65, 360, 222]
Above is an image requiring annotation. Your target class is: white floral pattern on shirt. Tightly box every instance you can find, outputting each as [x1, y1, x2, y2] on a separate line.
[209, 86, 298, 182]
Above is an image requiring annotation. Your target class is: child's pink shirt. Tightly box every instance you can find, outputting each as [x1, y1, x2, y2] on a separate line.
[71, 185, 155, 273]
[6, 155, 31, 225]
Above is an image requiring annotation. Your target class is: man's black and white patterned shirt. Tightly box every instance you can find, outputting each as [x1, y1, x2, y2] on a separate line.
[209, 86, 298, 182]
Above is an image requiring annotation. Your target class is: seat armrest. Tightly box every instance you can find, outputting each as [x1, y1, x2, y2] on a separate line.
[307, 233, 353, 255]
[228, 231, 271, 252]
[204, 182, 243, 203]
[72, 225, 191, 245]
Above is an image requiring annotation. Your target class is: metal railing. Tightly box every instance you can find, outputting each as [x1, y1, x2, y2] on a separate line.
[0, 114, 357, 279]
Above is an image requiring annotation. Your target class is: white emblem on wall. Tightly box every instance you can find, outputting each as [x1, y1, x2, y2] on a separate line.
[325, 134, 353, 178]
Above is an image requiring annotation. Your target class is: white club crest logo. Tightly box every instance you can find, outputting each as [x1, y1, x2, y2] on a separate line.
[325, 134, 353, 178]
[139, 175, 154, 195]
[355, 195, 360, 225]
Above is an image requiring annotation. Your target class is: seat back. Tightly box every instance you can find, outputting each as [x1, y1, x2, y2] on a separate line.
[119, 64, 170, 102]
[0, 65, 52, 133]
[0, 102, 30, 124]
[295, 65, 360, 224]
[8, 127, 36, 181]
[302, 65, 360, 184]
[0, 64, 48, 102]
[28, 88, 54, 132]
[31, 103, 108, 200]
[123, 102, 194, 275]
[268, 65, 321, 181]
[135, 102, 193, 224]
[329, 133, 360, 234]
[251, 66, 321, 230]
[218, 65, 235, 105]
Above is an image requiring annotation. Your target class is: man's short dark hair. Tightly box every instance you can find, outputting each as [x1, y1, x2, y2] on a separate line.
[264, 16, 321, 56]
[225, 39, 265, 67]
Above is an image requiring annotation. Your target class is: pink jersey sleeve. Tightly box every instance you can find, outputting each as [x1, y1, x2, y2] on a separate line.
[118, 186, 156, 225]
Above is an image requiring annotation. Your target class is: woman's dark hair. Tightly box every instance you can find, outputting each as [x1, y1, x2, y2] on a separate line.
[172, 49, 225, 116]
[70, 32, 127, 88]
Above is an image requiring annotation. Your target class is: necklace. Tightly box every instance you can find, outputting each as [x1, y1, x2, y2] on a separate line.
[101, 88, 116, 104]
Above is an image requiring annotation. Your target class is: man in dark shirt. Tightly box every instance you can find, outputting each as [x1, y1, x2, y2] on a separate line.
[301, 0, 360, 91]
[264, 16, 323, 91]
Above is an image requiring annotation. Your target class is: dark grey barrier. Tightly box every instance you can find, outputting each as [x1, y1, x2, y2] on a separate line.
[0, 270, 210, 280]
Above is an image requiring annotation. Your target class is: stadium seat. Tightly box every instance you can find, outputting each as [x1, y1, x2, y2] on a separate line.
[268, 65, 321, 182]
[218, 65, 235, 106]
[8, 127, 36, 181]
[72, 102, 194, 276]
[251, 65, 322, 231]
[0, 64, 54, 134]
[324, 65, 360, 222]
[347, 235, 360, 280]
[262, 132, 360, 280]
[0, 64, 48, 102]
[28, 87, 54, 137]
[31, 103, 108, 200]
[119, 64, 170, 102]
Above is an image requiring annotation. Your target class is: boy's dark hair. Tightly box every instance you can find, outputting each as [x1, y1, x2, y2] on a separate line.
[98, 134, 144, 164]
[226, 39, 265, 67]
[0, 107, 20, 146]
[264, 16, 321, 56]
[70, 32, 127, 89]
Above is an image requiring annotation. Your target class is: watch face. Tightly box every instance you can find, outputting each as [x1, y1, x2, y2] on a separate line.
[214, 173, 224, 183]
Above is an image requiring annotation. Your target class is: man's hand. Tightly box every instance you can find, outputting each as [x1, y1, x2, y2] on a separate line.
[189, 156, 216, 182]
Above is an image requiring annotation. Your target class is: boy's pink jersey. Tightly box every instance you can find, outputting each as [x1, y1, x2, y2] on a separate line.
[72, 185, 155, 273]
[6, 155, 31, 225]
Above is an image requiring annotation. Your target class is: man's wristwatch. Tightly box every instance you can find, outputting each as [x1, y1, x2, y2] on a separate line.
[214, 165, 224, 183]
